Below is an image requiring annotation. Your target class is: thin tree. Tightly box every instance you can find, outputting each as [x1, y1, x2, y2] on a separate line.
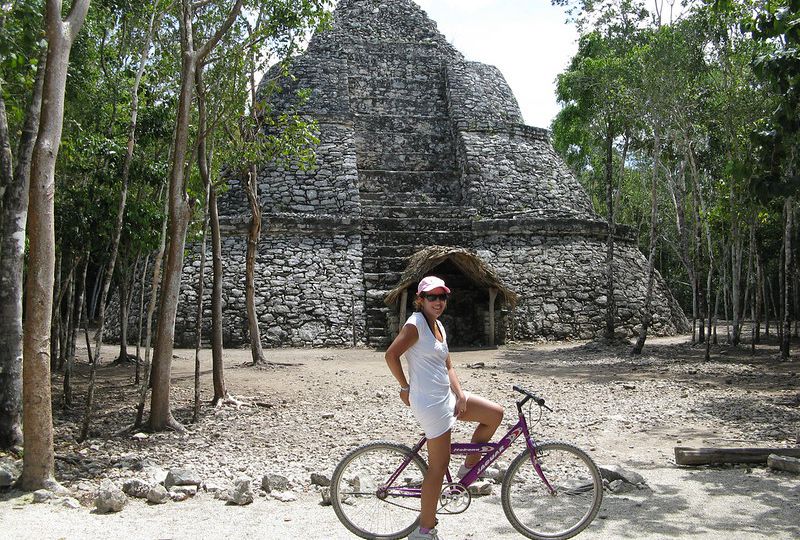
[64, 253, 89, 407]
[194, 64, 228, 404]
[0, 47, 45, 450]
[148, 0, 244, 432]
[781, 197, 793, 360]
[192, 184, 209, 423]
[134, 191, 169, 428]
[730, 190, 745, 346]
[193, 60, 213, 419]
[603, 121, 618, 341]
[632, 123, 662, 355]
[79, 4, 158, 441]
[21, 0, 90, 491]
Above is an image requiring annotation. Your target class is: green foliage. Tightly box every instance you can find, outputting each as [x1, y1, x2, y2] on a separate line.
[0, 0, 45, 143]
[198, 1, 331, 183]
[738, 0, 800, 201]
[552, 0, 795, 317]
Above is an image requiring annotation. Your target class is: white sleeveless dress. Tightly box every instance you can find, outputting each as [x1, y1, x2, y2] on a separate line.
[404, 312, 457, 439]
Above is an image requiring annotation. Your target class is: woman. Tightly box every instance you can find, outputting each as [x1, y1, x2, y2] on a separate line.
[385, 276, 504, 540]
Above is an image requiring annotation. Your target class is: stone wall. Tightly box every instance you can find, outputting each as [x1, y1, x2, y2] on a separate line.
[331, 0, 463, 53]
[473, 230, 687, 340]
[168, 221, 365, 348]
[458, 129, 597, 220]
[445, 61, 524, 129]
[218, 122, 360, 218]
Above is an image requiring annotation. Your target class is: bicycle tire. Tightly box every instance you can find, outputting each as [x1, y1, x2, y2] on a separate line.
[501, 441, 603, 539]
[331, 441, 428, 539]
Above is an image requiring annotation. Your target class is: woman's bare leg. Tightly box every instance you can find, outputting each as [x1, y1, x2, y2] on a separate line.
[420, 430, 451, 529]
[458, 394, 503, 468]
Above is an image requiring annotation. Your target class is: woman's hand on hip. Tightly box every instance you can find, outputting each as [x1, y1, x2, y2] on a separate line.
[455, 393, 468, 418]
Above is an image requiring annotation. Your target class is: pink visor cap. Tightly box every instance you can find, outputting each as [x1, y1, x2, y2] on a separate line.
[417, 276, 451, 295]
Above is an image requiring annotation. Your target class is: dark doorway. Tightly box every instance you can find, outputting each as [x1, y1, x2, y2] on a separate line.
[401, 259, 504, 348]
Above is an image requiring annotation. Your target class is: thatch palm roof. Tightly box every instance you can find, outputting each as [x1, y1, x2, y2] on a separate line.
[384, 246, 518, 307]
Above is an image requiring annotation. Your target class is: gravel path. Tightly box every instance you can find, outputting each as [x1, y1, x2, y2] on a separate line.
[2, 335, 799, 539]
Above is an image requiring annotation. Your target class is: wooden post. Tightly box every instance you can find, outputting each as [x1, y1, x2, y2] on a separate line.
[675, 446, 800, 466]
[488, 288, 498, 346]
[398, 289, 408, 335]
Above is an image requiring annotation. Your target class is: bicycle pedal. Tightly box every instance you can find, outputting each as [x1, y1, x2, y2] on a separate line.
[437, 483, 471, 514]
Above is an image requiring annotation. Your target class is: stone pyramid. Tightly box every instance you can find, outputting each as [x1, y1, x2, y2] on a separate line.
[167, 0, 689, 348]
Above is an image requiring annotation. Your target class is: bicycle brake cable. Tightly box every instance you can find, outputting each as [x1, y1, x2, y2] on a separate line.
[527, 400, 543, 429]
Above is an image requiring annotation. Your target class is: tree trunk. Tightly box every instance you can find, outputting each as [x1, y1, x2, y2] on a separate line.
[244, 29, 266, 366]
[193, 65, 211, 422]
[695, 208, 705, 344]
[722, 244, 731, 343]
[765, 275, 773, 337]
[713, 287, 720, 345]
[60, 262, 76, 372]
[730, 192, 743, 347]
[603, 122, 616, 341]
[632, 126, 661, 355]
[743, 217, 755, 327]
[749, 217, 759, 351]
[195, 66, 227, 403]
[705, 264, 714, 361]
[50, 252, 62, 372]
[148, 0, 242, 430]
[135, 193, 168, 427]
[193, 197, 209, 423]
[134, 254, 150, 386]
[58, 260, 78, 372]
[697, 276, 706, 344]
[21, 0, 90, 491]
[80, 6, 155, 439]
[675, 447, 800, 466]
[792, 274, 800, 337]
[686, 141, 715, 360]
[781, 197, 793, 360]
[89, 267, 102, 321]
[671, 149, 696, 343]
[244, 164, 266, 365]
[64, 255, 89, 408]
[117, 274, 130, 361]
[0, 52, 44, 448]
[755, 256, 763, 344]
[209, 187, 227, 402]
[148, 1, 198, 433]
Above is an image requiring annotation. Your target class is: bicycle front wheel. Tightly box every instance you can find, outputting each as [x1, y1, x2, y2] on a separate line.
[501, 441, 603, 540]
[330, 442, 428, 539]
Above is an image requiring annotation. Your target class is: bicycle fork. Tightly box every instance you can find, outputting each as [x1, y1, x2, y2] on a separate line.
[523, 427, 558, 496]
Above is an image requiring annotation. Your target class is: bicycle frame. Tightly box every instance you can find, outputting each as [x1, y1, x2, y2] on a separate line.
[380, 395, 556, 500]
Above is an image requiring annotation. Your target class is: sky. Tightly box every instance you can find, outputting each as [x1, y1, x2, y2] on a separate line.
[412, 0, 578, 129]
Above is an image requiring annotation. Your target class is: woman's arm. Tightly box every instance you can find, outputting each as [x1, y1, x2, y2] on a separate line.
[446, 355, 467, 416]
[385, 324, 419, 405]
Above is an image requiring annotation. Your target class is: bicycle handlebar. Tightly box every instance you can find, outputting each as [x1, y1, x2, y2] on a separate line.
[513, 385, 552, 411]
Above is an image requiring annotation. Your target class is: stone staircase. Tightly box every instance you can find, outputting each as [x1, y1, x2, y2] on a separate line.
[358, 191, 475, 346]
[346, 43, 475, 346]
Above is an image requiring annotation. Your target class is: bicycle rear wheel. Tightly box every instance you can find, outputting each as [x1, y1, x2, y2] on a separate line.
[330, 442, 428, 539]
[501, 441, 603, 539]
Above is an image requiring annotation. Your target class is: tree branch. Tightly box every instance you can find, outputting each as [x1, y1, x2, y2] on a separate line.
[64, 0, 91, 41]
[196, 0, 245, 63]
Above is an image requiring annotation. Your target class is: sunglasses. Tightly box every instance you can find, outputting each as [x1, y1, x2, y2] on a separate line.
[422, 293, 450, 302]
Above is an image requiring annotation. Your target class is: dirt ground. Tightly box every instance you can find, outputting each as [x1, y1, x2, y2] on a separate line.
[1, 333, 799, 539]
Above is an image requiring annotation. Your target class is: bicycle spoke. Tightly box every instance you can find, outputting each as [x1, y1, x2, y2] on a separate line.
[331, 442, 426, 539]
[502, 442, 603, 540]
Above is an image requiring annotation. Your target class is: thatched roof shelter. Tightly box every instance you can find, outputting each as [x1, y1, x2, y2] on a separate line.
[384, 246, 518, 307]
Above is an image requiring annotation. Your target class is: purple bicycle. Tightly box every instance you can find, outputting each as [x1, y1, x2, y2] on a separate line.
[331, 386, 603, 539]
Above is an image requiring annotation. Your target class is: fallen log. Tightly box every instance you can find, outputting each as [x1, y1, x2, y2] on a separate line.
[675, 446, 800, 466]
[767, 454, 800, 474]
